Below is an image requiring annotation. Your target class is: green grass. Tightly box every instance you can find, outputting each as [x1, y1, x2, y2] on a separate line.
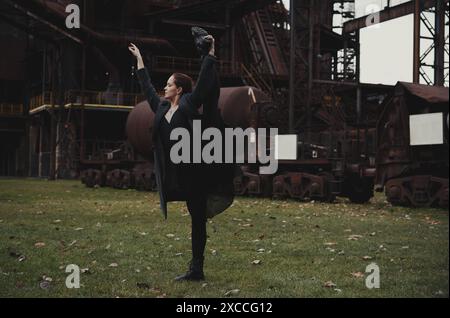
[0, 178, 448, 298]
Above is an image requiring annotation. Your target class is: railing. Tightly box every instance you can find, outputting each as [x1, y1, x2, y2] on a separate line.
[30, 90, 145, 111]
[64, 90, 144, 107]
[30, 91, 54, 111]
[0, 103, 24, 116]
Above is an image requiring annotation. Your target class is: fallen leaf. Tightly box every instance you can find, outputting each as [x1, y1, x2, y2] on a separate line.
[323, 281, 337, 288]
[348, 234, 363, 241]
[424, 216, 441, 225]
[42, 275, 53, 282]
[224, 289, 240, 296]
[34, 242, 46, 248]
[351, 272, 365, 278]
[149, 287, 162, 294]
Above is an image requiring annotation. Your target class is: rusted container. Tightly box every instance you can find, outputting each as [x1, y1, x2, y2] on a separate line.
[125, 86, 271, 161]
[376, 82, 449, 208]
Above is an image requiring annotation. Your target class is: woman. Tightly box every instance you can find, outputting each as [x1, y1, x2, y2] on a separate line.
[128, 36, 234, 281]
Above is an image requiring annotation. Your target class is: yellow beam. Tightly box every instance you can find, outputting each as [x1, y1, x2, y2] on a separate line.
[29, 103, 134, 115]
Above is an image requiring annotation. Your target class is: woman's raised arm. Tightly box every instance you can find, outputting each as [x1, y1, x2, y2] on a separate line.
[187, 35, 217, 109]
[129, 43, 161, 113]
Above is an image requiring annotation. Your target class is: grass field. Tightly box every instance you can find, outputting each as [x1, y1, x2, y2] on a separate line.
[0, 178, 448, 298]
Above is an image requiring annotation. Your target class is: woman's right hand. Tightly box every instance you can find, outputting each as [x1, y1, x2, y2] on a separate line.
[128, 43, 142, 59]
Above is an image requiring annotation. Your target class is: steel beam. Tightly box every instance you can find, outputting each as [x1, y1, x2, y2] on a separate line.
[161, 18, 228, 30]
[413, 0, 421, 83]
[434, 0, 446, 86]
[343, 0, 448, 34]
[289, 0, 295, 133]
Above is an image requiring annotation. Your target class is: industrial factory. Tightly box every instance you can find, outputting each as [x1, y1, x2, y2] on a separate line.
[0, 0, 448, 208]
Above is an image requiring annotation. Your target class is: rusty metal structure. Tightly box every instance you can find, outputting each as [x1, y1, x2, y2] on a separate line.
[0, 0, 448, 207]
[0, 0, 288, 179]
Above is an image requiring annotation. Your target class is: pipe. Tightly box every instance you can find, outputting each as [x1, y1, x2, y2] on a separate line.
[21, 0, 177, 51]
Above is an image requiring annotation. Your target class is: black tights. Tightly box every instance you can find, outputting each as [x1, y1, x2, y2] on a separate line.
[186, 194, 207, 260]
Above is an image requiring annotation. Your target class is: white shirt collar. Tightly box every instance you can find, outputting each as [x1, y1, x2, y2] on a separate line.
[165, 105, 179, 123]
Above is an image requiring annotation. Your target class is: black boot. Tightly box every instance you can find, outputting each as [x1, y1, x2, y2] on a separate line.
[175, 258, 205, 281]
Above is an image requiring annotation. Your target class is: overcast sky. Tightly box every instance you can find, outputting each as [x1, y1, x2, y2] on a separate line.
[281, 0, 446, 85]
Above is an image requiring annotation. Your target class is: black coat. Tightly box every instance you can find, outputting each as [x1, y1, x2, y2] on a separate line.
[136, 55, 238, 219]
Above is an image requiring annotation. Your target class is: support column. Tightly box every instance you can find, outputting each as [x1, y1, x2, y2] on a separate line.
[413, 0, 421, 83]
[434, 0, 445, 86]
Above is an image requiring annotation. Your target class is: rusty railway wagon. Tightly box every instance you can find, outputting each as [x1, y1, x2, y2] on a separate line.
[81, 84, 383, 205]
[375, 82, 449, 208]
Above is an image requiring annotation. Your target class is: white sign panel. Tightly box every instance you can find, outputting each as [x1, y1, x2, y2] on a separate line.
[409, 113, 444, 146]
[275, 135, 298, 160]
